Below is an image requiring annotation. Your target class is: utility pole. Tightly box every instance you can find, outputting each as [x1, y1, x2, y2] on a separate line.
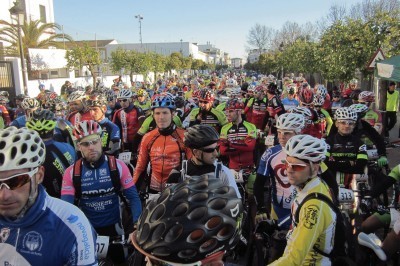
[135, 15, 143, 47]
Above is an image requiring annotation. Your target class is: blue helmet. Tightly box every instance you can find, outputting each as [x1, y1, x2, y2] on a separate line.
[151, 95, 176, 110]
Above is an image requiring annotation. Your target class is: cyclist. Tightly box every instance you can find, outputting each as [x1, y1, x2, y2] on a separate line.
[26, 109, 76, 198]
[13, 93, 27, 118]
[323, 107, 368, 194]
[61, 120, 141, 264]
[244, 85, 268, 130]
[134, 88, 151, 117]
[133, 95, 191, 193]
[312, 94, 333, 138]
[265, 82, 285, 135]
[188, 88, 228, 133]
[86, 96, 121, 157]
[0, 127, 96, 265]
[12, 97, 41, 127]
[255, 113, 305, 261]
[66, 90, 92, 126]
[131, 175, 243, 265]
[112, 89, 144, 153]
[357, 91, 383, 134]
[184, 79, 198, 100]
[330, 90, 342, 116]
[281, 84, 299, 112]
[269, 135, 336, 266]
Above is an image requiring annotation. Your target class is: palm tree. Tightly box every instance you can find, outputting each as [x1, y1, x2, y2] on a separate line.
[0, 19, 73, 78]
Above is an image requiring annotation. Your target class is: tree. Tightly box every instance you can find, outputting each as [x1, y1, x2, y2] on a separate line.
[0, 19, 73, 78]
[166, 52, 183, 73]
[246, 24, 274, 55]
[65, 43, 101, 87]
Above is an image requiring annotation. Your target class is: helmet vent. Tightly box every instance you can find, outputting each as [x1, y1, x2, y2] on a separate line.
[150, 204, 166, 222]
[208, 198, 227, 210]
[165, 224, 183, 243]
[206, 216, 222, 230]
[172, 202, 189, 217]
[187, 229, 205, 243]
[152, 223, 166, 242]
[187, 206, 207, 221]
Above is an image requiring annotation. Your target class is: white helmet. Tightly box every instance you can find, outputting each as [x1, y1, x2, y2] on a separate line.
[349, 104, 369, 114]
[284, 134, 327, 162]
[247, 85, 256, 92]
[68, 91, 86, 102]
[312, 94, 325, 106]
[0, 127, 46, 170]
[289, 106, 313, 119]
[276, 113, 305, 134]
[117, 89, 133, 99]
[226, 78, 237, 88]
[21, 97, 40, 110]
[315, 85, 327, 98]
[334, 107, 357, 121]
[226, 87, 241, 97]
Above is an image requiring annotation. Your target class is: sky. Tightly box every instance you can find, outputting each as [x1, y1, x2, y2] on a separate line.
[54, 0, 363, 60]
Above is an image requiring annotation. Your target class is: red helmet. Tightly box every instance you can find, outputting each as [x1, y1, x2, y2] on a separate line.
[225, 98, 244, 110]
[254, 85, 266, 93]
[299, 88, 314, 105]
[198, 89, 215, 102]
[73, 120, 102, 141]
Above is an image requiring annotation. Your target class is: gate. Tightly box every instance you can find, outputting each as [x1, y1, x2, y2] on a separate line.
[0, 61, 16, 102]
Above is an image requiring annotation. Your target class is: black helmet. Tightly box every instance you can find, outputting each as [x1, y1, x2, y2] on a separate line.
[133, 175, 243, 264]
[174, 96, 185, 108]
[184, 124, 219, 149]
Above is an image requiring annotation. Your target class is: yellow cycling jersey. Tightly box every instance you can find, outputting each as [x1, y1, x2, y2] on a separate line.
[269, 177, 336, 266]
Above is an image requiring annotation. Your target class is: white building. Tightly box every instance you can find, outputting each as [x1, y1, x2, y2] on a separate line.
[198, 42, 229, 65]
[247, 48, 268, 64]
[105, 42, 219, 64]
[231, 58, 243, 69]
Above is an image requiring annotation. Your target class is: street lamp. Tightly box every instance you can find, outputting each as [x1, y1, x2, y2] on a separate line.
[135, 15, 143, 47]
[9, 1, 28, 95]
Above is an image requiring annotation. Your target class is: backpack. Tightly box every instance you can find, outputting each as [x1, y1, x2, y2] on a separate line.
[294, 192, 356, 265]
[72, 155, 134, 233]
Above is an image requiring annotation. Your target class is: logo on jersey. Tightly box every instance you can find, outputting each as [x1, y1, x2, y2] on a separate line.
[99, 168, 107, 176]
[23, 231, 43, 252]
[303, 205, 319, 229]
[85, 170, 93, 177]
[67, 214, 79, 224]
[0, 228, 10, 243]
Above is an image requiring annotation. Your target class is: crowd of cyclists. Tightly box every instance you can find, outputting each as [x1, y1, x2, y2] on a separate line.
[0, 71, 399, 265]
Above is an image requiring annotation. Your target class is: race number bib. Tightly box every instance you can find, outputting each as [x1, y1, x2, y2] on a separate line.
[366, 149, 379, 160]
[96, 235, 110, 259]
[118, 152, 132, 164]
[338, 187, 354, 203]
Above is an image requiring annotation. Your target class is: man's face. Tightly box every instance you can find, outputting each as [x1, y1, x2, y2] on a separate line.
[199, 100, 213, 111]
[194, 143, 218, 165]
[69, 100, 84, 112]
[153, 108, 173, 129]
[288, 93, 294, 100]
[389, 84, 395, 91]
[89, 106, 106, 121]
[226, 109, 240, 123]
[277, 129, 296, 147]
[284, 156, 311, 187]
[78, 135, 103, 163]
[336, 120, 356, 136]
[0, 167, 43, 217]
[118, 98, 131, 108]
[138, 96, 146, 103]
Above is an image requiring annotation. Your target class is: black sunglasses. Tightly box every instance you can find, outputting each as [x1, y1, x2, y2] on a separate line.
[198, 146, 218, 153]
[118, 99, 128, 102]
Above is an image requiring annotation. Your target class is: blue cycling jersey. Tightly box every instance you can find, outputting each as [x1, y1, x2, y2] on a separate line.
[61, 155, 142, 228]
[0, 186, 97, 265]
[10, 115, 26, 128]
[98, 118, 121, 155]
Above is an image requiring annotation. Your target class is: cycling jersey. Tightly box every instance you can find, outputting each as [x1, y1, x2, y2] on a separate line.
[362, 109, 382, 133]
[219, 121, 257, 170]
[255, 145, 296, 229]
[314, 108, 333, 138]
[133, 126, 191, 192]
[244, 97, 268, 130]
[97, 117, 121, 155]
[189, 107, 228, 133]
[267, 95, 285, 118]
[281, 97, 299, 111]
[215, 101, 226, 111]
[61, 155, 142, 227]
[42, 139, 76, 198]
[133, 100, 151, 116]
[66, 110, 92, 126]
[0, 105, 11, 128]
[113, 104, 143, 150]
[270, 177, 336, 266]
[10, 115, 26, 128]
[325, 133, 368, 188]
[0, 185, 97, 266]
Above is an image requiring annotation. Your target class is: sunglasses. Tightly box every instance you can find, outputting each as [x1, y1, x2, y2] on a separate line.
[199, 100, 210, 104]
[337, 120, 356, 126]
[198, 146, 218, 153]
[118, 99, 128, 102]
[79, 137, 101, 147]
[0, 168, 38, 190]
[282, 159, 308, 171]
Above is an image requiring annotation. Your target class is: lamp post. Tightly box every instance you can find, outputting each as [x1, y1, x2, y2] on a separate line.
[9, 1, 28, 95]
[135, 15, 143, 47]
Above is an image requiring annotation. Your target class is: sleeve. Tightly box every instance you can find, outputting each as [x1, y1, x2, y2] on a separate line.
[221, 166, 241, 199]
[173, 115, 183, 127]
[216, 109, 229, 126]
[110, 122, 121, 141]
[60, 165, 76, 204]
[137, 116, 152, 135]
[269, 199, 334, 266]
[361, 120, 386, 156]
[189, 108, 201, 127]
[132, 134, 150, 184]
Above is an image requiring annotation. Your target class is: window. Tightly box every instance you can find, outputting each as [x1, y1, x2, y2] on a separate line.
[39, 5, 46, 23]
